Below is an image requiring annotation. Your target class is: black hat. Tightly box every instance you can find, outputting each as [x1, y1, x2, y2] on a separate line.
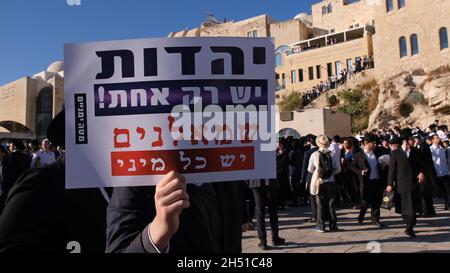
[47, 110, 65, 147]
[362, 133, 376, 143]
[387, 134, 401, 144]
[399, 128, 413, 141]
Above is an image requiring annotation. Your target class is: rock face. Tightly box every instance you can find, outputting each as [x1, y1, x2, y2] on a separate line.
[368, 69, 450, 130]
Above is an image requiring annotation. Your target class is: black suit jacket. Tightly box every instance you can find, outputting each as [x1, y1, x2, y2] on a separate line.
[350, 149, 385, 186]
[0, 157, 17, 196]
[10, 150, 31, 178]
[106, 181, 245, 253]
[0, 157, 108, 253]
[301, 146, 318, 183]
[387, 147, 421, 194]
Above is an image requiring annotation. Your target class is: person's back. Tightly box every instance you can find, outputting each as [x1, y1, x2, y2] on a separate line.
[0, 156, 108, 253]
[10, 150, 31, 178]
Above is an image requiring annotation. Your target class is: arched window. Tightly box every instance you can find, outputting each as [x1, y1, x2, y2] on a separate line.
[410, 34, 419, 55]
[322, 6, 327, 15]
[440, 27, 449, 50]
[276, 53, 283, 67]
[327, 4, 333, 13]
[398, 0, 405, 9]
[399, 36, 407, 58]
[36, 87, 53, 141]
[275, 45, 290, 67]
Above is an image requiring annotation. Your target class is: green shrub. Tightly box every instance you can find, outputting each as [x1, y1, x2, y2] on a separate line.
[277, 91, 304, 112]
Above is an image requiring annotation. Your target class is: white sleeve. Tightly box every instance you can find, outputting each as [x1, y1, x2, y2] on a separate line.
[30, 153, 39, 168]
[307, 153, 315, 174]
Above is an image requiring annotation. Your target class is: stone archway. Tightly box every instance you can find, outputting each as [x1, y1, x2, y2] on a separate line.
[0, 120, 36, 139]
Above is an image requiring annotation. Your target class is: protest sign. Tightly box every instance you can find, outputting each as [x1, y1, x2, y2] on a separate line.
[65, 37, 276, 189]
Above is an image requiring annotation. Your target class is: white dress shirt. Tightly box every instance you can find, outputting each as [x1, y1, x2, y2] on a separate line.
[430, 144, 449, 177]
[364, 149, 380, 180]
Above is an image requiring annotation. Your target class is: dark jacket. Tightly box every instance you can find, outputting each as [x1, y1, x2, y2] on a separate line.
[0, 156, 108, 253]
[0, 157, 17, 197]
[387, 147, 421, 194]
[301, 146, 318, 183]
[10, 150, 31, 179]
[350, 149, 385, 185]
[106, 181, 245, 253]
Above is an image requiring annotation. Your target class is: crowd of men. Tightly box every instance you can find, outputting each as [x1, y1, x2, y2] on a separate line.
[0, 115, 449, 253]
[246, 120, 450, 249]
[0, 139, 64, 214]
[300, 55, 374, 107]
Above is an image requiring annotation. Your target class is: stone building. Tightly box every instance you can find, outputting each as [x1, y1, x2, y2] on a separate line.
[170, 0, 450, 91]
[0, 61, 64, 140]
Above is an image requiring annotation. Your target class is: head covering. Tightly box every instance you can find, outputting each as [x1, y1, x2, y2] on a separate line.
[399, 128, 413, 141]
[387, 134, 401, 144]
[316, 135, 330, 149]
[362, 133, 376, 143]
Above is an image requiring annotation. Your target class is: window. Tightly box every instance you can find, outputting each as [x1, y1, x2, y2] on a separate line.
[399, 36, 407, 57]
[327, 63, 333, 77]
[308, 67, 314, 80]
[282, 73, 286, 87]
[322, 6, 327, 15]
[299, 69, 304, 82]
[36, 87, 53, 141]
[440, 27, 449, 50]
[291, 70, 297, 83]
[410, 34, 419, 55]
[347, 58, 353, 70]
[327, 4, 333, 13]
[335, 61, 342, 75]
[276, 53, 282, 67]
[247, 30, 258, 37]
[386, 0, 393, 12]
[316, 65, 322, 79]
[275, 45, 290, 67]
[398, 0, 405, 9]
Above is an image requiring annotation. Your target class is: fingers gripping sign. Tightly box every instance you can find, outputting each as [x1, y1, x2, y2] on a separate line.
[149, 171, 190, 251]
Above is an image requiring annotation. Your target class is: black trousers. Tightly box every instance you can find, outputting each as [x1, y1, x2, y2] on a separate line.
[419, 183, 435, 215]
[289, 173, 301, 204]
[396, 190, 419, 229]
[437, 176, 450, 208]
[315, 182, 338, 230]
[359, 179, 384, 223]
[252, 183, 280, 242]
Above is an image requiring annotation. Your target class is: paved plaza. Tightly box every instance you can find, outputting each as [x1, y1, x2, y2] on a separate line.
[242, 201, 450, 253]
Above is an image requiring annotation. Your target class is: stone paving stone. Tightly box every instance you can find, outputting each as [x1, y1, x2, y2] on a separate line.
[242, 200, 450, 253]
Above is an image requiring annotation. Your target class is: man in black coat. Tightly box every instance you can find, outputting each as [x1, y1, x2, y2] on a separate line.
[0, 146, 18, 216]
[106, 178, 247, 253]
[387, 133, 423, 238]
[414, 134, 439, 216]
[9, 140, 31, 178]
[350, 134, 386, 227]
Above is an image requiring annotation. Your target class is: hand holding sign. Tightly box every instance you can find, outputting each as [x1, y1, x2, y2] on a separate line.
[149, 171, 190, 251]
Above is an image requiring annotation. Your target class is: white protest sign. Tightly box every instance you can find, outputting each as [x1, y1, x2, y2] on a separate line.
[65, 37, 276, 189]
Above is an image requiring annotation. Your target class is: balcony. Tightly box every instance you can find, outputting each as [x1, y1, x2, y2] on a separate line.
[285, 25, 374, 57]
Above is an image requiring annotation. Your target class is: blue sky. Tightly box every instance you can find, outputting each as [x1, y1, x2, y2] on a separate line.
[0, 0, 317, 85]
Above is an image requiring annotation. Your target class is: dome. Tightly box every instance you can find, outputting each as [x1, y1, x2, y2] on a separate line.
[47, 61, 64, 73]
[294, 13, 312, 26]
